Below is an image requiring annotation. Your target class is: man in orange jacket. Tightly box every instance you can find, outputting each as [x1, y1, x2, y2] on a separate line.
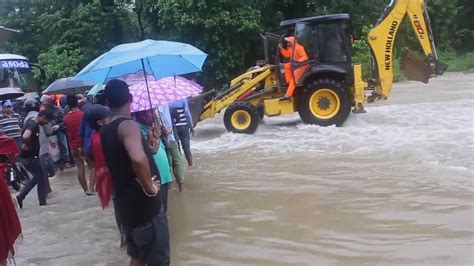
[279, 36, 309, 99]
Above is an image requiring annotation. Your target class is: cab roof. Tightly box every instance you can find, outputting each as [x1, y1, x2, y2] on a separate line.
[280, 13, 351, 28]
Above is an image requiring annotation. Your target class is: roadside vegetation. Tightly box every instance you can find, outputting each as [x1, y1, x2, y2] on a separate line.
[0, 0, 472, 89]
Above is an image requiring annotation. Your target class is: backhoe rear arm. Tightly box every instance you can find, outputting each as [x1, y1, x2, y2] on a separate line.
[367, 0, 440, 100]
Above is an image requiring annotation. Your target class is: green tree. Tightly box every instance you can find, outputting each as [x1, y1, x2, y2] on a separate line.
[144, 0, 262, 88]
[0, 0, 136, 89]
[1, 0, 472, 91]
[36, 46, 86, 85]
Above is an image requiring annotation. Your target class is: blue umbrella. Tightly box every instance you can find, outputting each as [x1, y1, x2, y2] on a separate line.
[73, 39, 207, 83]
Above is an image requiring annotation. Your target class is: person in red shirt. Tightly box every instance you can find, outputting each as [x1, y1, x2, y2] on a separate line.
[64, 95, 93, 194]
[85, 104, 125, 247]
[85, 105, 112, 208]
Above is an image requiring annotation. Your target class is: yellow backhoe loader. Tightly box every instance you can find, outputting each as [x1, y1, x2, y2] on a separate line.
[190, 0, 444, 134]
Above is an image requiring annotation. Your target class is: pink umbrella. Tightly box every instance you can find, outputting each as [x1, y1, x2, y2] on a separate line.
[129, 76, 202, 113]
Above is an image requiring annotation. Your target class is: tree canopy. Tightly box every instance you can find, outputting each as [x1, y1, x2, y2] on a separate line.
[0, 0, 472, 90]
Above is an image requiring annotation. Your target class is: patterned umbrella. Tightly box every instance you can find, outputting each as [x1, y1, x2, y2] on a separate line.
[129, 76, 202, 113]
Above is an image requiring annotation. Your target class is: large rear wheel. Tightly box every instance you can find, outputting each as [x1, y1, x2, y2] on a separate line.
[298, 79, 351, 126]
[224, 101, 260, 134]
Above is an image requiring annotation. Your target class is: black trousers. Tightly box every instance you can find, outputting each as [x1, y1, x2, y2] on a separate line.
[161, 183, 169, 215]
[17, 157, 47, 205]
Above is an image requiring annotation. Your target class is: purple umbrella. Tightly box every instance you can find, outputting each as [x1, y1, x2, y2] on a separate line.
[129, 76, 202, 113]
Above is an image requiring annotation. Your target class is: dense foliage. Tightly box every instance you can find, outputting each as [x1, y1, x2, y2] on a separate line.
[0, 0, 472, 90]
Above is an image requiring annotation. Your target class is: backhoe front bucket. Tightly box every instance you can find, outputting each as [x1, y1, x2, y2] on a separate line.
[399, 48, 434, 83]
[188, 90, 216, 126]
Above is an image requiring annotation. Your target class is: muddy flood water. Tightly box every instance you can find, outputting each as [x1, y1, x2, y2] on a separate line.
[15, 72, 474, 265]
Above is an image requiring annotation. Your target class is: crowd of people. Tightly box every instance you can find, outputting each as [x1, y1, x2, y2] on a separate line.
[0, 79, 196, 265]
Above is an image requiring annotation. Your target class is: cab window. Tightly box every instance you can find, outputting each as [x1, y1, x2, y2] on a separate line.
[318, 23, 348, 63]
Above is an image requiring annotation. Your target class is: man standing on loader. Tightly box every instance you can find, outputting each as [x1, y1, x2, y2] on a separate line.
[279, 36, 309, 99]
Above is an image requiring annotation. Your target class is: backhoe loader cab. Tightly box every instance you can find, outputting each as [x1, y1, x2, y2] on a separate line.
[281, 14, 353, 69]
[195, 0, 443, 134]
[274, 14, 356, 126]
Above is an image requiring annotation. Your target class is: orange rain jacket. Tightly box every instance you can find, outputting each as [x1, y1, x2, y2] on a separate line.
[279, 37, 309, 97]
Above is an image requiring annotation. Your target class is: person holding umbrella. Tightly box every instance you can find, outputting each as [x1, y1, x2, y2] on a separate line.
[73, 38, 207, 196]
[132, 109, 173, 214]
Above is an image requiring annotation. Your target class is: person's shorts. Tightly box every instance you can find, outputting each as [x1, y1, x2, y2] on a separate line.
[123, 213, 170, 265]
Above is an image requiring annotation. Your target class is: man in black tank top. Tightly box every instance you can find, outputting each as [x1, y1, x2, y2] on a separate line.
[101, 79, 170, 266]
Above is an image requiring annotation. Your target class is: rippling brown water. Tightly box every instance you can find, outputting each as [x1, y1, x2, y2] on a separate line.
[16, 73, 474, 265]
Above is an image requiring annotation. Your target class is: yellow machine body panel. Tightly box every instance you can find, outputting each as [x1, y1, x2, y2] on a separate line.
[264, 98, 296, 116]
[199, 66, 275, 121]
[352, 64, 368, 112]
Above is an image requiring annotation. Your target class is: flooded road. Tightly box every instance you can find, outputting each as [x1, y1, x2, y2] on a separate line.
[16, 72, 474, 265]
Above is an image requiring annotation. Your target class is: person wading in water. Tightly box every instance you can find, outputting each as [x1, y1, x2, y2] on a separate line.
[100, 79, 170, 266]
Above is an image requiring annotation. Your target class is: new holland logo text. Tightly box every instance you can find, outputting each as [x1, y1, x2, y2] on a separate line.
[384, 21, 398, 71]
